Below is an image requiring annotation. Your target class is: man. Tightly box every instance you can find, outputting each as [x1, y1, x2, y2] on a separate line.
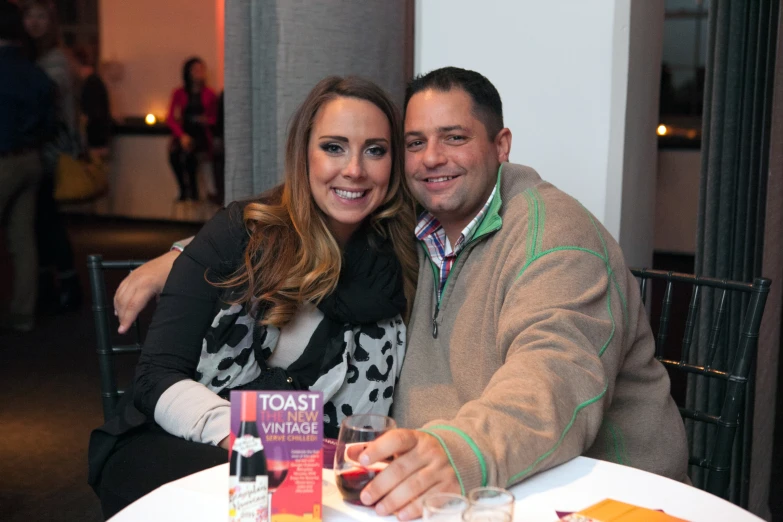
[112, 68, 688, 518]
[0, 0, 54, 332]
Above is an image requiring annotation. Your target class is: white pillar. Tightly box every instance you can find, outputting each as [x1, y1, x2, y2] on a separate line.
[415, 0, 663, 268]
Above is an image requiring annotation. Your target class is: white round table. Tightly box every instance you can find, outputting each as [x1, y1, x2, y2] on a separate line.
[107, 456, 761, 522]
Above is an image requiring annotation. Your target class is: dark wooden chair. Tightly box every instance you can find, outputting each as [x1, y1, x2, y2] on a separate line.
[630, 268, 770, 503]
[87, 255, 149, 421]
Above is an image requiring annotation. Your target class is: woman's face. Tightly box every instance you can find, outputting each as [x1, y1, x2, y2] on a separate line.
[308, 96, 392, 245]
[189, 62, 206, 85]
[23, 6, 50, 40]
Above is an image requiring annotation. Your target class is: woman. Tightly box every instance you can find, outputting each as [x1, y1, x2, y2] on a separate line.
[89, 76, 418, 518]
[21, 0, 82, 312]
[167, 57, 218, 201]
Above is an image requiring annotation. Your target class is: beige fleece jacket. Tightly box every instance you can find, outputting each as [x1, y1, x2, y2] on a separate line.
[392, 163, 689, 494]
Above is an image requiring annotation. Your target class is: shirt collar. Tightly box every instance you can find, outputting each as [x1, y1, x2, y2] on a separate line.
[415, 184, 498, 252]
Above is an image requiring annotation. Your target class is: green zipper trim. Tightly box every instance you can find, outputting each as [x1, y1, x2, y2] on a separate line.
[419, 428, 466, 495]
[422, 166, 505, 306]
[471, 165, 504, 240]
[426, 425, 488, 487]
[420, 242, 440, 294]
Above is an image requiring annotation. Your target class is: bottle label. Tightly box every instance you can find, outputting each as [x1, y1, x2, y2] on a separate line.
[233, 434, 264, 458]
[229, 475, 269, 522]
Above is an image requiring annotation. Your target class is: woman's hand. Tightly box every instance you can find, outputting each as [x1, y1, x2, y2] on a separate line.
[114, 250, 180, 333]
[180, 133, 193, 151]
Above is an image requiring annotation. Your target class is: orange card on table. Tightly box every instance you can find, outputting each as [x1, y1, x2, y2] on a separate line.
[560, 498, 688, 521]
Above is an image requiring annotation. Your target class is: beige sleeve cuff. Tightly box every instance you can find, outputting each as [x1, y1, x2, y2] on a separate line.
[420, 423, 485, 495]
[153, 379, 231, 446]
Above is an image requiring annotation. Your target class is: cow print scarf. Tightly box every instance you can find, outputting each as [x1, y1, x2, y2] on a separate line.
[194, 226, 407, 438]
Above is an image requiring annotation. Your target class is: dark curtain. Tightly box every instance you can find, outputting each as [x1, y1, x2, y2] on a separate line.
[693, 0, 779, 514]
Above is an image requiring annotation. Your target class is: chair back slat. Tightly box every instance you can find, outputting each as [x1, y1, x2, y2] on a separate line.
[681, 285, 701, 363]
[655, 279, 674, 358]
[706, 289, 728, 369]
[629, 268, 771, 505]
[705, 279, 770, 496]
[87, 254, 149, 422]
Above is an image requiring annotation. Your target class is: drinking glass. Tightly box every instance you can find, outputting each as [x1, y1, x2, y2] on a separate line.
[423, 492, 470, 522]
[467, 486, 515, 517]
[266, 444, 290, 521]
[334, 414, 396, 504]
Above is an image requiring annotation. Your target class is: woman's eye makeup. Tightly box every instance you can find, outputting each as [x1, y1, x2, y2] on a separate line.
[366, 145, 387, 157]
[320, 143, 344, 154]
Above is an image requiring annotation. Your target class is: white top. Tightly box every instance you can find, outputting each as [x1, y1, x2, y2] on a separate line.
[108, 456, 761, 522]
[268, 302, 323, 368]
[154, 304, 323, 445]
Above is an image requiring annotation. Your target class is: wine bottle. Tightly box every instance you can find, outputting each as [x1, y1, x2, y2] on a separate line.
[229, 393, 269, 522]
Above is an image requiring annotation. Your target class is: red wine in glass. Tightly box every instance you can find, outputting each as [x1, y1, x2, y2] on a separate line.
[334, 414, 396, 505]
[335, 462, 388, 504]
[265, 445, 290, 521]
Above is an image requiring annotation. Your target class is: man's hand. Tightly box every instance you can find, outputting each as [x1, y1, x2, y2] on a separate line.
[358, 429, 460, 520]
[113, 250, 180, 333]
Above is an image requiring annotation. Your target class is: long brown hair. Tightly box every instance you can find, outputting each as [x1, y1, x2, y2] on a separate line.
[221, 77, 418, 328]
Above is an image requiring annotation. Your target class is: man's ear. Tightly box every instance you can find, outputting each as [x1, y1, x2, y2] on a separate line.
[495, 128, 512, 163]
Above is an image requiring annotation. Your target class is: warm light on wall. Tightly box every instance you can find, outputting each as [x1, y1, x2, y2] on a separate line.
[657, 124, 668, 136]
[145, 113, 157, 125]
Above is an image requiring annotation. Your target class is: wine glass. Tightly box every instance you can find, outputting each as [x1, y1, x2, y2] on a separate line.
[334, 414, 396, 504]
[266, 444, 290, 521]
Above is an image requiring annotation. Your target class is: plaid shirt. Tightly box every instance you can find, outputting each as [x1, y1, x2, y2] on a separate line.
[415, 185, 497, 303]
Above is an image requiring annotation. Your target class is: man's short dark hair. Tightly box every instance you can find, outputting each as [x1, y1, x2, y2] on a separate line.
[405, 67, 504, 140]
[0, 0, 24, 42]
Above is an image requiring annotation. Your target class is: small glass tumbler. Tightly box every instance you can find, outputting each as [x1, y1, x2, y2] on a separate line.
[467, 486, 515, 517]
[423, 492, 470, 522]
[462, 507, 512, 522]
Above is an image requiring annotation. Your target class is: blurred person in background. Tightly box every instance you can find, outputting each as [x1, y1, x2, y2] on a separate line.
[210, 89, 225, 206]
[21, 0, 82, 312]
[74, 43, 112, 160]
[167, 56, 218, 202]
[0, 0, 55, 332]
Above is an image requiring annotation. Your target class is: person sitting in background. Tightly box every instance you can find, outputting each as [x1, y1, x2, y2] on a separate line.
[74, 44, 112, 161]
[21, 0, 82, 312]
[167, 56, 217, 202]
[0, 0, 54, 332]
[88, 76, 418, 519]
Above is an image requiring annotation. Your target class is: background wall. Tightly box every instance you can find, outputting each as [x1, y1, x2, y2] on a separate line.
[654, 150, 701, 254]
[616, 0, 665, 269]
[415, 0, 665, 268]
[99, 0, 223, 120]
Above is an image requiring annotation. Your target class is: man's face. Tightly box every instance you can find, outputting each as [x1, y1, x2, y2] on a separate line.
[404, 88, 506, 233]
